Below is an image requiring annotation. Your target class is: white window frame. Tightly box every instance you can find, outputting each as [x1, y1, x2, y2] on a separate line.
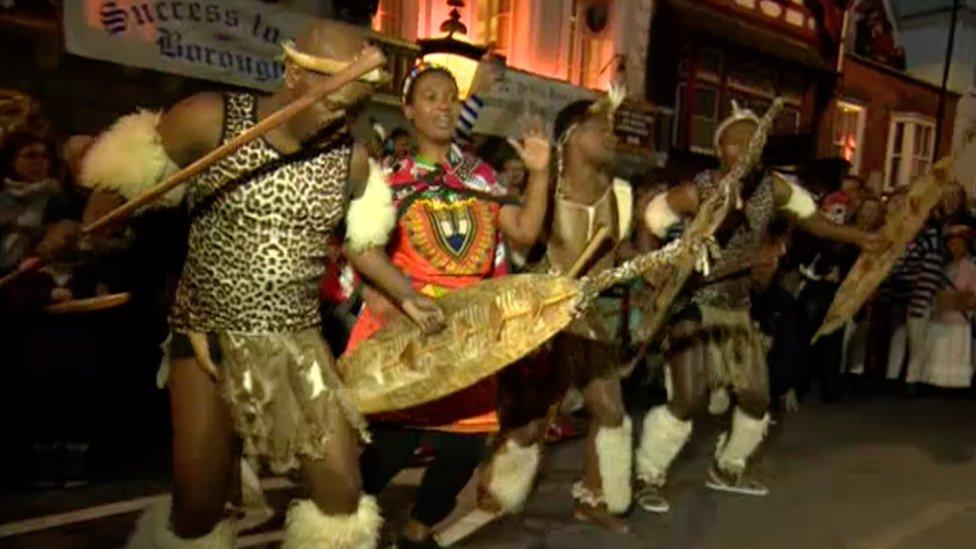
[673, 82, 720, 155]
[833, 99, 866, 175]
[885, 112, 936, 190]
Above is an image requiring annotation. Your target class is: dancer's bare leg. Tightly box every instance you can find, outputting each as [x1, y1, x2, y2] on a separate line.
[707, 358, 771, 496]
[299, 404, 363, 515]
[283, 402, 381, 549]
[635, 321, 706, 513]
[169, 357, 237, 538]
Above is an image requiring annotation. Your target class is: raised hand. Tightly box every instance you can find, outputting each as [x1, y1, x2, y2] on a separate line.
[507, 114, 551, 175]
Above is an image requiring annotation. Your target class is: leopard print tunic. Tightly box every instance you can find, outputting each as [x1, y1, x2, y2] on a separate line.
[170, 93, 352, 333]
[691, 169, 775, 309]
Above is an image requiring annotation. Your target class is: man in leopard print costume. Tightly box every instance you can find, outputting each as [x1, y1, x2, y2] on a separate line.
[76, 20, 443, 549]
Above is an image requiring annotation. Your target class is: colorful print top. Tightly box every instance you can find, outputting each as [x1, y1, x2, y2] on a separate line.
[385, 143, 514, 292]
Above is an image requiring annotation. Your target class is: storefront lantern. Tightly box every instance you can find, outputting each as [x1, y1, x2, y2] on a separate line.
[417, 0, 487, 98]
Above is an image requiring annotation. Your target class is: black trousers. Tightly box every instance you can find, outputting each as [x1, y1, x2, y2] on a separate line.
[360, 424, 486, 527]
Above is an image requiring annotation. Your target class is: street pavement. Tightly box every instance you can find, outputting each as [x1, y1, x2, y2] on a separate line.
[2, 395, 974, 548]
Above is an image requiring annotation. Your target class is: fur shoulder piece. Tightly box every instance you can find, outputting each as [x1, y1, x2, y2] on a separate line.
[79, 110, 183, 208]
[345, 159, 396, 253]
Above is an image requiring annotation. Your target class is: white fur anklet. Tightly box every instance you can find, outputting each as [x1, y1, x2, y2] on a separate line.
[485, 438, 541, 513]
[283, 496, 382, 549]
[715, 408, 770, 476]
[125, 498, 234, 549]
[636, 406, 692, 486]
[595, 416, 633, 514]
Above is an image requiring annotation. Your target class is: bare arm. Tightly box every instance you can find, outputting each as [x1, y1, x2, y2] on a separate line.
[498, 167, 548, 247]
[155, 92, 226, 166]
[497, 121, 551, 246]
[343, 142, 413, 303]
[771, 175, 883, 252]
[344, 143, 445, 333]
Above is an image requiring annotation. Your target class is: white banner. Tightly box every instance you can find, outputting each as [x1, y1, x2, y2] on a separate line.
[473, 68, 598, 137]
[63, 0, 316, 91]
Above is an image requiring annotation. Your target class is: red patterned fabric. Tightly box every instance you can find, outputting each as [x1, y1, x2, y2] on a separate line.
[346, 146, 514, 432]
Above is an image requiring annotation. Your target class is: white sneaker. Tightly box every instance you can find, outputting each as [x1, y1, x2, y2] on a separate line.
[704, 466, 769, 497]
[635, 482, 670, 514]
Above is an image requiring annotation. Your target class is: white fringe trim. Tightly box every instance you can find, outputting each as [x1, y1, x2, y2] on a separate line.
[595, 415, 633, 514]
[283, 496, 382, 549]
[636, 406, 692, 486]
[79, 110, 183, 208]
[125, 498, 234, 549]
[345, 159, 396, 253]
[485, 439, 541, 513]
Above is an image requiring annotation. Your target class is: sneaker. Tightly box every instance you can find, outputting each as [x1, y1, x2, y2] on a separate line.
[635, 481, 670, 514]
[704, 466, 769, 497]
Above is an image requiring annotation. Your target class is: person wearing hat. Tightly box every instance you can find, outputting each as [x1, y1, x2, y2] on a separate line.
[637, 101, 885, 514]
[923, 224, 976, 388]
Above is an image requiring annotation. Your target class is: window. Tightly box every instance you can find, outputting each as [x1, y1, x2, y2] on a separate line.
[832, 100, 866, 175]
[672, 45, 805, 155]
[478, 0, 514, 58]
[885, 114, 935, 189]
[372, 0, 403, 37]
[675, 83, 720, 153]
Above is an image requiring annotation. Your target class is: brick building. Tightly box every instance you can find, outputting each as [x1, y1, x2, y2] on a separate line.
[820, 1, 959, 195]
[645, 0, 851, 182]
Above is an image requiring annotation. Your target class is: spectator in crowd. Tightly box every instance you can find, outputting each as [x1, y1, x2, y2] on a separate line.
[922, 225, 976, 389]
[0, 131, 71, 273]
[886, 186, 963, 394]
[753, 219, 802, 411]
[795, 192, 861, 402]
[842, 197, 885, 383]
[387, 127, 413, 160]
[478, 137, 527, 197]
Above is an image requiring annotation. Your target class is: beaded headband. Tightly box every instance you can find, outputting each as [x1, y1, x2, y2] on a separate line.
[400, 62, 456, 104]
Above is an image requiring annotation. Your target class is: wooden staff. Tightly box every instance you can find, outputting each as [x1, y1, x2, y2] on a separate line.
[84, 46, 386, 233]
[567, 227, 611, 278]
[0, 47, 386, 290]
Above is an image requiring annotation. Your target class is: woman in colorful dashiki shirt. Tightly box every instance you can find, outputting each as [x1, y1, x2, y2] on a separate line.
[346, 64, 551, 548]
